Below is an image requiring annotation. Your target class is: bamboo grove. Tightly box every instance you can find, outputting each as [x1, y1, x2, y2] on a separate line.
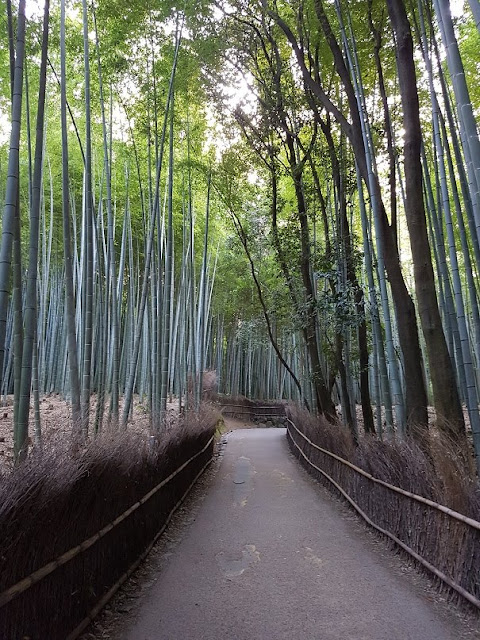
[0, 0, 220, 460]
[1, 0, 480, 474]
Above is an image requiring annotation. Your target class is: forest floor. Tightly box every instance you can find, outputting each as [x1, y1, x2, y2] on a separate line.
[0, 394, 255, 470]
[0, 395, 474, 470]
[0, 394, 164, 471]
[220, 415, 260, 431]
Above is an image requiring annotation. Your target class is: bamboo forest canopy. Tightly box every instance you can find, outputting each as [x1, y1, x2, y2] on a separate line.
[2, 0, 480, 471]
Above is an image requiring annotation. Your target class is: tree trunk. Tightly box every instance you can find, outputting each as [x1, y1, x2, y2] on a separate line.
[16, 0, 51, 460]
[81, 0, 94, 436]
[321, 117, 375, 434]
[386, 0, 467, 443]
[60, 0, 82, 433]
[286, 134, 336, 419]
[272, 4, 428, 429]
[0, 0, 26, 395]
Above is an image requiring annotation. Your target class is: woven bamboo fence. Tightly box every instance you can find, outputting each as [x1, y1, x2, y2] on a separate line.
[287, 416, 480, 610]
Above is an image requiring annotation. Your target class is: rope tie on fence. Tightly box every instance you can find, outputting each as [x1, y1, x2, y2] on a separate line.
[0, 435, 214, 608]
[286, 418, 480, 610]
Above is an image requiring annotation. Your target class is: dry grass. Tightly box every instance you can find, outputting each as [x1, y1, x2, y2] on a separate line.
[0, 394, 165, 470]
[286, 405, 480, 609]
[0, 403, 220, 640]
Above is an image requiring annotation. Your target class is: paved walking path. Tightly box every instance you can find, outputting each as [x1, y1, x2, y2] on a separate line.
[124, 428, 478, 640]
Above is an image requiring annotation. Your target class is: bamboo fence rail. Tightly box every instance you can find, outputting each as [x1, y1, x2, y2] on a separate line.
[0, 432, 215, 639]
[0, 435, 214, 608]
[287, 417, 480, 610]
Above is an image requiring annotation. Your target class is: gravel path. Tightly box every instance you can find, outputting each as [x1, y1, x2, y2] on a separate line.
[118, 428, 479, 640]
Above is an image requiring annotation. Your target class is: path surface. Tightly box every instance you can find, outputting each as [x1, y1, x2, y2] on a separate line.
[123, 428, 478, 640]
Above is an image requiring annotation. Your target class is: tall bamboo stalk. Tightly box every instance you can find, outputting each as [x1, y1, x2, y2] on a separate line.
[0, 0, 26, 396]
[15, 0, 51, 461]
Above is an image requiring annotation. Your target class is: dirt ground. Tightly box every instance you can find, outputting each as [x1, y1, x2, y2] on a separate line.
[220, 416, 261, 431]
[1, 395, 473, 470]
[0, 393, 283, 469]
[0, 392, 265, 470]
[0, 394, 167, 471]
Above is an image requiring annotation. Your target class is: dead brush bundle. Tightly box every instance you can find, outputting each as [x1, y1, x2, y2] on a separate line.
[0, 405, 219, 640]
[286, 405, 480, 609]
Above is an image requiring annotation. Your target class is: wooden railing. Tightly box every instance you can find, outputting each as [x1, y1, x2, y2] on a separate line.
[220, 401, 286, 421]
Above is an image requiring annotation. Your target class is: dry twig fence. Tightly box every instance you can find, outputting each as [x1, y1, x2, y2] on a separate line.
[0, 423, 216, 640]
[287, 417, 480, 610]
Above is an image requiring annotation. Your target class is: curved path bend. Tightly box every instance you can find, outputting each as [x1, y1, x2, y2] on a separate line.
[124, 428, 478, 640]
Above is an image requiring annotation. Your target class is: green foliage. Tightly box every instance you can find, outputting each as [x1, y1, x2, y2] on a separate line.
[457, 14, 480, 111]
